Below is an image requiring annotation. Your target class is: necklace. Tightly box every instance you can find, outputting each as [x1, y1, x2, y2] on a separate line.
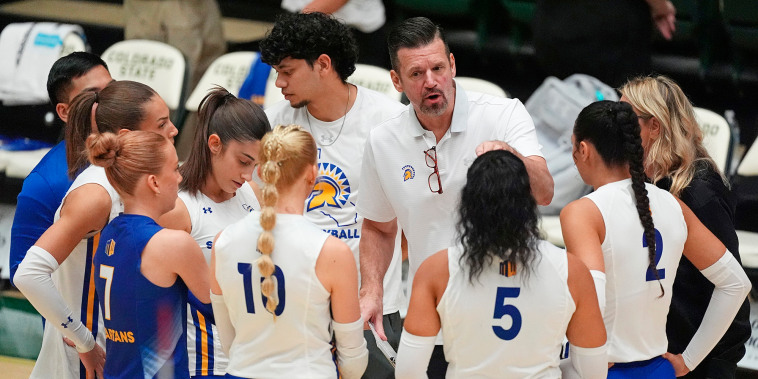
[306, 84, 350, 147]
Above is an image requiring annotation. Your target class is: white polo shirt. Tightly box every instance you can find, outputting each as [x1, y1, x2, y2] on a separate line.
[357, 84, 543, 282]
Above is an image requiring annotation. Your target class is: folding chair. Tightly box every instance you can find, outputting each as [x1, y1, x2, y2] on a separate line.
[347, 64, 400, 102]
[735, 141, 758, 271]
[694, 107, 733, 174]
[101, 39, 188, 128]
[455, 77, 509, 98]
[185, 51, 258, 112]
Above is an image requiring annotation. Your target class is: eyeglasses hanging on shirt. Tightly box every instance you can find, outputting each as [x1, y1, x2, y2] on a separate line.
[424, 146, 443, 194]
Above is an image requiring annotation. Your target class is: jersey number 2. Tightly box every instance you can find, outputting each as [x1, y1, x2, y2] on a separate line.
[492, 287, 522, 340]
[643, 228, 666, 281]
[238, 263, 286, 316]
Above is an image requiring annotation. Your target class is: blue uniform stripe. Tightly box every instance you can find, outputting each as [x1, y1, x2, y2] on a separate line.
[205, 315, 214, 375]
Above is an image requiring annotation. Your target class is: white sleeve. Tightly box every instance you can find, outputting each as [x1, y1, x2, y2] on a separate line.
[589, 270, 606, 318]
[569, 344, 608, 379]
[682, 252, 751, 370]
[396, 329, 435, 379]
[355, 133, 395, 223]
[499, 99, 543, 158]
[210, 292, 234, 355]
[333, 318, 368, 379]
[14, 246, 95, 353]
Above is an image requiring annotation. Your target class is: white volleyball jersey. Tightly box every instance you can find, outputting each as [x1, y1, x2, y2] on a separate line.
[214, 212, 337, 379]
[30, 165, 121, 379]
[178, 184, 260, 377]
[438, 241, 574, 378]
[584, 178, 687, 363]
[266, 85, 405, 314]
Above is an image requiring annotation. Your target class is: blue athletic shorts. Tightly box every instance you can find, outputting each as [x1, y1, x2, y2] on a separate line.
[608, 356, 675, 378]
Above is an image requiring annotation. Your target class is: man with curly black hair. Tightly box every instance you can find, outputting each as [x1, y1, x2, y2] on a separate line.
[260, 12, 405, 379]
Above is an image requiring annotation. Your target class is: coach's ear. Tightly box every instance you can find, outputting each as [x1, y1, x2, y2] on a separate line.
[390, 70, 403, 94]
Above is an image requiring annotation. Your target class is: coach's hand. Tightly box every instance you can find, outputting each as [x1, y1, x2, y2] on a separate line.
[475, 140, 516, 156]
[662, 352, 690, 377]
[359, 288, 386, 341]
[79, 343, 105, 378]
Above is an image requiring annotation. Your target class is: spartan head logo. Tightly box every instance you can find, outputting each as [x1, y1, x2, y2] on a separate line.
[402, 165, 415, 181]
[307, 163, 351, 212]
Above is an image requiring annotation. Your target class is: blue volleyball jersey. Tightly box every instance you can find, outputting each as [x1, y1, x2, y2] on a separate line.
[10, 141, 71, 285]
[94, 214, 189, 379]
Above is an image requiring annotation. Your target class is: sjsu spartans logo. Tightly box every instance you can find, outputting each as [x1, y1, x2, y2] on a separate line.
[402, 165, 415, 181]
[307, 163, 351, 213]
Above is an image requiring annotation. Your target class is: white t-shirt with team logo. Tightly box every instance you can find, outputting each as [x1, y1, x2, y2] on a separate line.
[178, 183, 260, 377]
[265, 85, 405, 314]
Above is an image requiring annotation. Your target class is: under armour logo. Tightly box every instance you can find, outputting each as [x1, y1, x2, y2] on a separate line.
[203, 207, 212, 214]
[61, 316, 73, 329]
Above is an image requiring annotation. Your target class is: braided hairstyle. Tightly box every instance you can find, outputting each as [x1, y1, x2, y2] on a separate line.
[257, 124, 318, 317]
[574, 100, 663, 294]
[457, 150, 540, 283]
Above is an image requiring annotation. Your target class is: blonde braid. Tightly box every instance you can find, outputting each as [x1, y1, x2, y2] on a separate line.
[255, 124, 317, 319]
[258, 131, 283, 317]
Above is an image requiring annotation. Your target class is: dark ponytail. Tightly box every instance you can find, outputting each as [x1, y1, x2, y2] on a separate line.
[574, 100, 662, 295]
[179, 86, 271, 194]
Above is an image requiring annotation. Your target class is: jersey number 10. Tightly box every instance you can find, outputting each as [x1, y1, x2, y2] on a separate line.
[238, 262, 286, 316]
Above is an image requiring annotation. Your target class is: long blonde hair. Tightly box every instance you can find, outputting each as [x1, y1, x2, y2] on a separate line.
[257, 124, 317, 317]
[620, 75, 725, 196]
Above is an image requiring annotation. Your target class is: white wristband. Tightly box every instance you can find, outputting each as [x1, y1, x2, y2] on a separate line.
[15, 246, 95, 352]
[333, 318, 368, 379]
[682, 251, 751, 370]
[570, 344, 608, 379]
[396, 329, 436, 379]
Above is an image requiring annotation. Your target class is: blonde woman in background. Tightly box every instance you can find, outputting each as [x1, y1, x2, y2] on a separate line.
[620, 76, 750, 379]
[210, 125, 368, 379]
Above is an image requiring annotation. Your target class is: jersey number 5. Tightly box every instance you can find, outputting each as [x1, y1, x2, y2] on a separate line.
[238, 263, 286, 316]
[643, 228, 665, 281]
[492, 287, 522, 340]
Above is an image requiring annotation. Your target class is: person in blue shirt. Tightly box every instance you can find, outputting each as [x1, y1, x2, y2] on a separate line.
[9, 52, 112, 285]
[90, 130, 211, 379]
